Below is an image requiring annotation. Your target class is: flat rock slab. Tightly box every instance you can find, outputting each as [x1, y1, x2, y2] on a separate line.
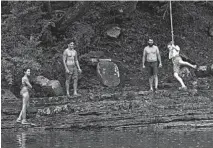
[97, 61, 120, 87]
[30, 96, 69, 107]
[2, 85, 213, 130]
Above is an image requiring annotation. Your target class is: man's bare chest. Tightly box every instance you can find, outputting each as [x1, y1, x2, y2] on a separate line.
[146, 48, 157, 54]
[67, 50, 76, 57]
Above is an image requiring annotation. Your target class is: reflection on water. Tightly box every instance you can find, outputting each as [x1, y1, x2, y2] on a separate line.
[16, 132, 27, 148]
[2, 128, 213, 148]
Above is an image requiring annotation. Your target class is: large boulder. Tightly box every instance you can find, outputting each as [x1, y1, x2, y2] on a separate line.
[195, 65, 211, 77]
[97, 61, 120, 87]
[106, 26, 121, 38]
[34, 76, 50, 86]
[47, 80, 64, 96]
[33, 76, 64, 97]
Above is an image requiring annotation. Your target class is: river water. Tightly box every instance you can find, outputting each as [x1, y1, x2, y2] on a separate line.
[2, 127, 213, 148]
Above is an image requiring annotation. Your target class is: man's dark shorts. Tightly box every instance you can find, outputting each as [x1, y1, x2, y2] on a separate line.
[66, 65, 78, 80]
[145, 61, 158, 76]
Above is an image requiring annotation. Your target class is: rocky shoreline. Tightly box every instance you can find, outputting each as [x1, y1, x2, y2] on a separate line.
[2, 84, 213, 131]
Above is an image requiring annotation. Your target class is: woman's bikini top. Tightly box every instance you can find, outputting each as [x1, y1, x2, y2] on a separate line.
[21, 78, 29, 89]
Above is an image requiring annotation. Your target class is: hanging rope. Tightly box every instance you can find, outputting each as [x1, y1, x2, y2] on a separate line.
[170, 0, 174, 43]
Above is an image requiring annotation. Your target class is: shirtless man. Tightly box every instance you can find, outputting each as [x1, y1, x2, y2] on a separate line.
[142, 39, 162, 91]
[167, 41, 197, 90]
[63, 42, 82, 98]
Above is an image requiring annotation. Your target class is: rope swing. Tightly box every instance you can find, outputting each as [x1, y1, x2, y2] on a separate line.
[170, 0, 174, 43]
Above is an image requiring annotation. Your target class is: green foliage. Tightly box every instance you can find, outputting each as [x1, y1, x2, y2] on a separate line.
[1, 1, 213, 93]
[1, 1, 45, 89]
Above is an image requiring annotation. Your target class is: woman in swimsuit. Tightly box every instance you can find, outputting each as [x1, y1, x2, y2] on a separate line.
[16, 68, 32, 124]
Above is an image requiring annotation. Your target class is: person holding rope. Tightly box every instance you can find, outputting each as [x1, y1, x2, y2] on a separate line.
[167, 41, 197, 90]
[142, 38, 162, 91]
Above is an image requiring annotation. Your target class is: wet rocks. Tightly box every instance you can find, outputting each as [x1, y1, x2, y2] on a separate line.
[2, 84, 213, 130]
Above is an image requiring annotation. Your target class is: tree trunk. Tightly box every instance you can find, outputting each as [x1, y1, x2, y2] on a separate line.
[56, 1, 90, 31]
[47, 1, 52, 14]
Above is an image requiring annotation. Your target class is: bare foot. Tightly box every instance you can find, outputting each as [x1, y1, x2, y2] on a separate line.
[73, 93, 81, 97]
[21, 120, 31, 125]
[178, 86, 187, 91]
[67, 94, 72, 98]
[16, 118, 21, 123]
[154, 88, 159, 92]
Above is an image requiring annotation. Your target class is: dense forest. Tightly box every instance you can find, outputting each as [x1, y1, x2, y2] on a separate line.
[1, 1, 213, 96]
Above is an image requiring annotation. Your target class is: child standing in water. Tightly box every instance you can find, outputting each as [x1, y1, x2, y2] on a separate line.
[16, 68, 33, 124]
[167, 41, 197, 90]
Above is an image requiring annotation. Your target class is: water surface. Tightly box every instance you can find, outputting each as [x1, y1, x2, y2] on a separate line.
[2, 128, 213, 148]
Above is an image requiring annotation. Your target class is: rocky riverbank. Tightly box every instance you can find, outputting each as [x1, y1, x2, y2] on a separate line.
[2, 78, 213, 131]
